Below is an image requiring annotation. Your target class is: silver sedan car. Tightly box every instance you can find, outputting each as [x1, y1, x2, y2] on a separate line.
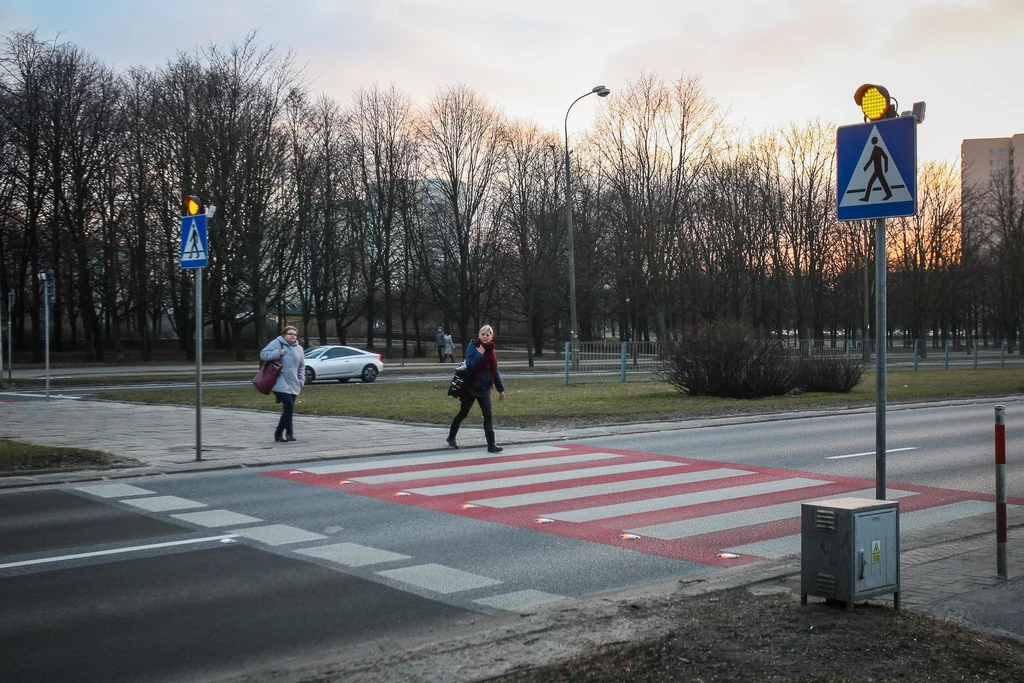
[303, 345, 384, 384]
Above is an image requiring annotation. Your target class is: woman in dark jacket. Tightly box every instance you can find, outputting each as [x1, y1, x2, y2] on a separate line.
[259, 326, 305, 442]
[447, 325, 505, 453]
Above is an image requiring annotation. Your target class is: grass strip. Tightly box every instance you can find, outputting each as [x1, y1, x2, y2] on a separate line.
[0, 439, 133, 472]
[100, 367, 1024, 428]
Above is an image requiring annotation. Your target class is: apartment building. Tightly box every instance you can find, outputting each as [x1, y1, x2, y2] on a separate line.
[961, 133, 1021, 195]
[961, 133, 1023, 252]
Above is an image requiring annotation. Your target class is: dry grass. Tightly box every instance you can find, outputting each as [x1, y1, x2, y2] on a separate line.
[100, 366, 1024, 428]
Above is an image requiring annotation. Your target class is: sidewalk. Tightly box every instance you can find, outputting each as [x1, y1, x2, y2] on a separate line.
[2, 397, 1022, 656]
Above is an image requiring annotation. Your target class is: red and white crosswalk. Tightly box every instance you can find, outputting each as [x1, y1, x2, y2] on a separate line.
[266, 444, 1013, 568]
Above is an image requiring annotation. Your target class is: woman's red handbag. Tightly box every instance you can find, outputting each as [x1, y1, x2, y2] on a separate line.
[253, 360, 281, 394]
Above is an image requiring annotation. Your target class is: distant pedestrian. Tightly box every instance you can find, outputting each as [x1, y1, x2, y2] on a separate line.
[447, 324, 505, 453]
[260, 326, 305, 443]
[443, 333, 455, 362]
[435, 326, 446, 362]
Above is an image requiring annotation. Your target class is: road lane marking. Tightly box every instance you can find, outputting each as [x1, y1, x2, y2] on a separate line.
[827, 447, 917, 460]
[407, 460, 686, 497]
[74, 483, 155, 498]
[544, 477, 827, 523]
[376, 563, 502, 594]
[474, 590, 568, 611]
[0, 535, 238, 569]
[471, 468, 752, 508]
[120, 496, 207, 512]
[172, 510, 263, 527]
[352, 453, 622, 485]
[297, 542, 410, 567]
[228, 524, 327, 546]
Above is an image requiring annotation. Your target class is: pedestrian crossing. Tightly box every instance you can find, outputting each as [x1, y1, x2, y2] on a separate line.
[268, 443, 1011, 567]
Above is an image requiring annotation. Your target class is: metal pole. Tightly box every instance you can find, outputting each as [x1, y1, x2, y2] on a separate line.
[563, 341, 570, 386]
[563, 129, 579, 373]
[44, 277, 50, 401]
[875, 217, 887, 500]
[995, 405, 1007, 579]
[0, 292, 4, 390]
[863, 224, 871, 363]
[195, 268, 202, 462]
[7, 290, 13, 381]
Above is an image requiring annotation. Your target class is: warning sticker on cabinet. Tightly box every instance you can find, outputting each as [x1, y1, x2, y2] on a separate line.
[871, 540, 882, 563]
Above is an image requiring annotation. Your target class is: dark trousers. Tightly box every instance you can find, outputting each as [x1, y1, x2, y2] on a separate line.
[448, 391, 495, 446]
[273, 391, 295, 437]
[437, 346, 445, 361]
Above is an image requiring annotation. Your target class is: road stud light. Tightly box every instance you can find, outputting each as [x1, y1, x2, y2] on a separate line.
[854, 84, 896, 121]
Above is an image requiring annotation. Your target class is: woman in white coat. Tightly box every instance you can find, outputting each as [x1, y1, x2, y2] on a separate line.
[260, 326, 305, 442]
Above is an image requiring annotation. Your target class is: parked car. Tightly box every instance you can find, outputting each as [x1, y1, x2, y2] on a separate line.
[303, 345, 383, 384]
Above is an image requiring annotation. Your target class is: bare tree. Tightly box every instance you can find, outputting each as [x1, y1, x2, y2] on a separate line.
[416, 84, 506, 350]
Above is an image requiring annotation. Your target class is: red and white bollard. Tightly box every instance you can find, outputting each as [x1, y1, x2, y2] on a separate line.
[995, 405, 1007, 579]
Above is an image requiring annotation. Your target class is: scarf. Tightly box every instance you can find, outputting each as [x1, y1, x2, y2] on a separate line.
[478, 339, 498, 387]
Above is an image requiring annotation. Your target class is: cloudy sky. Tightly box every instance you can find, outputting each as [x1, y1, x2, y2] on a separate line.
[3, 0, 1021, 164]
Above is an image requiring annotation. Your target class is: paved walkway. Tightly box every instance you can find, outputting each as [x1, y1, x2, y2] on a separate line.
[2, 397, 1022, 646]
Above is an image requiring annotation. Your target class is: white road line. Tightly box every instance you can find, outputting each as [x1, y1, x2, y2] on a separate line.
[376, 563, 502, 594]
[298, 445, 568, 475]
[353, 452, 622, 485]
[827, 447, 917, 460]
[722, 495, 994, 560]
[544, 477, 828, 523]
[629, 488, 918, 541]
[0, 535, 237, 570]
[472, 468, 752, 509]
[407, 460, 687, 497]
[120, 496, 207, 512]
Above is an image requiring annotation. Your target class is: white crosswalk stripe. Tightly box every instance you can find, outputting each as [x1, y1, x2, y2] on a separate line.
[353, 452, 622, 485]
[544, 477, 827, 523]
[408, 460, 687, 497]
[471, 467, 753, 508]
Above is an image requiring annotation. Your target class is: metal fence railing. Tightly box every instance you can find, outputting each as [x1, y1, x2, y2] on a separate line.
[563, 341, 665, 384]
[563, 338, 1023, 384]
[781, 338, 1023, 370]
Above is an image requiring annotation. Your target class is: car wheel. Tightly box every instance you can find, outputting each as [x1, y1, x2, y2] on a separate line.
[305, 367, 315, 384]
[360, 365, 378, 383]
[337, 378, 350, 383]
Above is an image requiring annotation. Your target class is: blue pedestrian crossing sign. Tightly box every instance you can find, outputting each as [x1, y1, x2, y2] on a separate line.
[180, 214, 208, 268]
[836, 116, 916, 221]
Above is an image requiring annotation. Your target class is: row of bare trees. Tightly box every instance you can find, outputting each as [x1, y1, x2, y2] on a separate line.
[0, 30, 1021, 365]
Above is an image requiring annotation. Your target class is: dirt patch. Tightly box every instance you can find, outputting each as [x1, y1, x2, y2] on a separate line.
[496, 579, 1024, 683]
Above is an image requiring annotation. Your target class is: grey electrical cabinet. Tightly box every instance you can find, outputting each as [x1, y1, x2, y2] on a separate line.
[801, 497, 900, 612]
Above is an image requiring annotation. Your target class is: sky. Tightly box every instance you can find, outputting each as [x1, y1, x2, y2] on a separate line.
[2, 0, 1021, 164]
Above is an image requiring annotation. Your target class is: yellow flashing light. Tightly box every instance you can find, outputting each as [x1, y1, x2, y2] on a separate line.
[184, 195, 203, 216]
[854, 84, 893, 121]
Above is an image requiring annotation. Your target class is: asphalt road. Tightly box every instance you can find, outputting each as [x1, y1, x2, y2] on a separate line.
[2, 399, 1021, 681]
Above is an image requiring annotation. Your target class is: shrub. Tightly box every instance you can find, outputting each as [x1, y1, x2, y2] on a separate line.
[794, 355, 864, 393]
[663, 320, 797, 399]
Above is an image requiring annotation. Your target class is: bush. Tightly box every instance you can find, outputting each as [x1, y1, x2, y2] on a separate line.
[663, 320, 797, 399]
[794, 355, 863, 393]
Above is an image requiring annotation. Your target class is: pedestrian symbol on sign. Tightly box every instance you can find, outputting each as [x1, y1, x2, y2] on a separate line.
[183, 219, 207, 261]
[839, 124, 913, 210]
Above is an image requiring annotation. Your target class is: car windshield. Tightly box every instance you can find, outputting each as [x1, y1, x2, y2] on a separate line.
[304, 347, 327, 359]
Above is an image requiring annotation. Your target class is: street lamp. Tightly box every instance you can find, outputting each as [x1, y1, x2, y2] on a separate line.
[564, 84, 610, 370]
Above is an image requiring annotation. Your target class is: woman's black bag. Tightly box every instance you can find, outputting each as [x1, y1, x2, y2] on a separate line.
[448, 369, 470, 399]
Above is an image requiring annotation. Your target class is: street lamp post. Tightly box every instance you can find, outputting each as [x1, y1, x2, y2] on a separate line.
[564, 85, 610, 371]
[37, 269, 54, 400]
[7, 289, 13, 381]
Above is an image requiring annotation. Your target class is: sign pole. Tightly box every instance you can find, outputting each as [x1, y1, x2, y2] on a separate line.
[875, 216, 887, 499]
[195, 267, 202, 462]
